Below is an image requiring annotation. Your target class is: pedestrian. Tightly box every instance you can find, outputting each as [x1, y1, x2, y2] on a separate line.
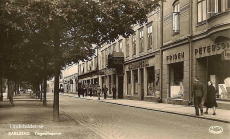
[85, 86, 88, 96]
[78, 87, 81, 97]
[97, 85, 101, 100]
[103, 85, 108, 99]
[82, 86, 85, 97]
[89, 87, 93, 97]
[8, 81, 15, 106]
[192, 77, 204, 116]
[112, 85, 116, 99]
[204, 81, 218, 115]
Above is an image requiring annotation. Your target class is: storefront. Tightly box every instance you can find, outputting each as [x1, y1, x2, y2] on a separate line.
[162, 45, 189, 104]
[193, 37, 230, 100]
[124, 54, 160, 101]
[99, 68, 117, 97]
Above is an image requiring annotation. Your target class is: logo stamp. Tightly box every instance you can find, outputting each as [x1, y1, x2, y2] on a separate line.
[209, 126, 223, 134]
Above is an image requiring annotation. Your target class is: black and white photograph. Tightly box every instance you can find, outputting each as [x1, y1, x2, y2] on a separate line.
[0, 0, 230, 139]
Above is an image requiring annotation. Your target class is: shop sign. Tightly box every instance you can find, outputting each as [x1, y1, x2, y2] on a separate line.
[107, 53, 124, 68]
[195, 41, 230, 55]
[128, 59, 149, 70]
[166, 52, 184, 61]
[222, 49, 230, 60]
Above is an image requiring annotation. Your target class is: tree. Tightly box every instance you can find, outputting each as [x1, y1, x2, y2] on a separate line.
[1, 0, 163, 121]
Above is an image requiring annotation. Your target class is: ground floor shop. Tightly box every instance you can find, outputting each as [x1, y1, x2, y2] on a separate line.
[98, 68, 123, 99]
[124, 54, 161, 102]
[193, 37, 230, 100]
[162, 44, 190, 105]
[78, 76, 98, 95]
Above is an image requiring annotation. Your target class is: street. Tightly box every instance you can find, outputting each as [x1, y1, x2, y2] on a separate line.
[58, 94, 230, 139]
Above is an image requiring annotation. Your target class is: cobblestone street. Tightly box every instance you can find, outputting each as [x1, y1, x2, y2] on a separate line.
[1, 93, 230, 139]
[58, 94, 230, 139]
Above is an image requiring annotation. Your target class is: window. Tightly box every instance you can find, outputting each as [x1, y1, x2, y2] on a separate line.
[207, 0, 221, 13]
[60, 73, 63, 79]
[101, 51, 104, 68]
[198, 0, 207, 23]
[105, 49, 108, 66]
[228, 0, 230, 9]
[147, 25, 153, 49]
[119, 41, 123, 52]
[113, 43, 116, 52]
[126, 38, 129, 57]
[139, 29, 144, 52]
[172, 1, 180, 33]
[132, 34, 136, 55]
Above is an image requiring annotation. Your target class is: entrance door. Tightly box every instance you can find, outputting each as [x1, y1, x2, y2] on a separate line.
[118, 76, 123, 99]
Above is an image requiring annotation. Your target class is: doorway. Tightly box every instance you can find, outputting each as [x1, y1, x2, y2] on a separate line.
[118, 76, 123, 99]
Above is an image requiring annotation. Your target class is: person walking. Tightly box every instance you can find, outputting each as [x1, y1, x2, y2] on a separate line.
[78, 87, 81, 97]
[112, 85, 116, 99]
[204, 81, 218, 115]
[89, 86, 93, 97]
[97, 85, 101, 100]
[103, 85, 108, 99]
[192, 77, 204, 116]
[8, 81, 15, 106]
[82, 86, 86, 97]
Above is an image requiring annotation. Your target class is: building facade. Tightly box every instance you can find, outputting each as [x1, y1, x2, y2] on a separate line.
[61, 0, 230, 106]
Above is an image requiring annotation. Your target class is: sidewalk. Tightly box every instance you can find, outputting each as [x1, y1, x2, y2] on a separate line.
[0, 93, 101, 139]
[61, 93, 230, 123]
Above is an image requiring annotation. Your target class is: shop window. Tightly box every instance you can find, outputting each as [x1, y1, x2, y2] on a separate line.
[132, 33, 136, 55]
[126, 38, 129, 58]
[197, 0, 207, 23]
[147, 25, 153, 49]
[127, 71, 131, 95]
[169, 62, 184, 98]
[133, 70, 138, 95]
[172, 1, 180, 34]
[206, 55, 230, 100]
[139, 29, 144, 52]
[147, 67, 155, 96]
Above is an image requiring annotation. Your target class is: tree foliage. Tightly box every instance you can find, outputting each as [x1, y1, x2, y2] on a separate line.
[0, 0, 163, 120]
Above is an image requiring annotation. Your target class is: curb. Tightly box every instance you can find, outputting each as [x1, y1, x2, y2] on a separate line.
[62, 94, 230, 123]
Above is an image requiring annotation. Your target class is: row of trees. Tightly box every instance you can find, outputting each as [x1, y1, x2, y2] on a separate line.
[0, 0, 163, 121]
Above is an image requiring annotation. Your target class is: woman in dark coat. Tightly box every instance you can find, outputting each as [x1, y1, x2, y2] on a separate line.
[204, 81, 218, 115]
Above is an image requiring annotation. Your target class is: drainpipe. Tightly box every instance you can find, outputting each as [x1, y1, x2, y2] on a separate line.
[188, 0, 193, 105]
[159, 1, 163, 103]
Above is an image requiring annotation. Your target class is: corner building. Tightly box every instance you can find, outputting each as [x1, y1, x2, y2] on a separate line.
[162, 0, 230, 105]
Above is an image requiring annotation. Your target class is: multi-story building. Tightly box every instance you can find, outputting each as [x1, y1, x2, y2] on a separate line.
[62, 65, 78, 93]
[78, 55, 99, 93]
[162, 0, 230, 105]
[62, 0, 230, 107]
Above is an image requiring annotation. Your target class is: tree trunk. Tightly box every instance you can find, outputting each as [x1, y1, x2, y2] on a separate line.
[40, 81, 43, 101]
[53, 23, 60, 122]
[0, 75, 3, 101]
[43, 58, 47, 106]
